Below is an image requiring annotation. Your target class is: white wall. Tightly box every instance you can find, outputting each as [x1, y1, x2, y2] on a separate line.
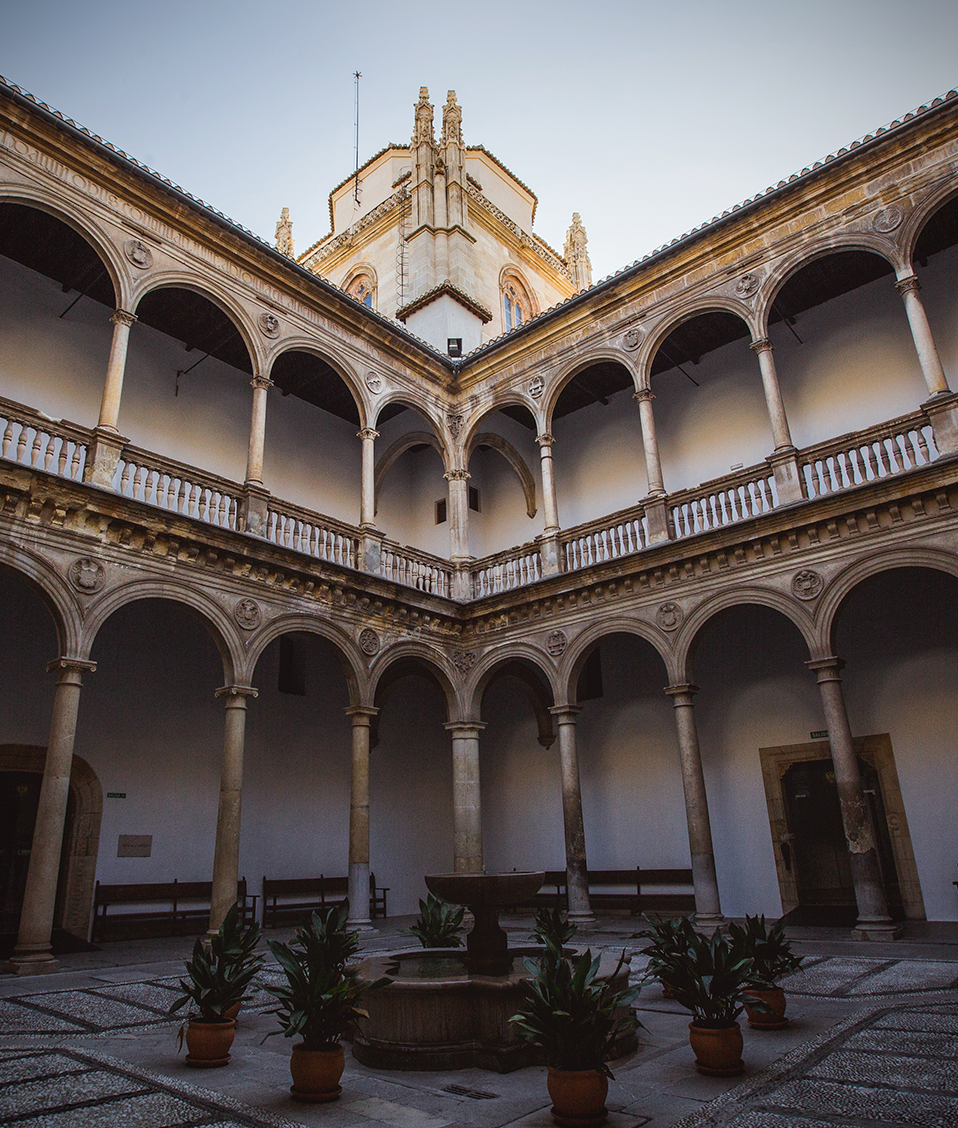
[376, 407, 450, 556]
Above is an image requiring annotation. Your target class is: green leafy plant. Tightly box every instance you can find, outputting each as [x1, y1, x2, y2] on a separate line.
[530, 906, 577, 949]
[168, 903, 264, 1022]
[265, 901, 388, 1050]
[509, 936, 640, 1077]
[636, 914, 697, 991]
[728, 914, 803, 986]
[648, 927, 769, 1027]
[406, 893, 465, 949]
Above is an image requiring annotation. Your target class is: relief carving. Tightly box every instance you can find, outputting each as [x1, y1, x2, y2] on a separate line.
[365, 371, 384, 393]
[656, 601, 683, 631]
[734, 272, 760, 299]
[873, 206, 903, 234]
[258, 312, 280, 338]
[528, 375, 544, 399]
[69, 557, 105, 593]
[233, 597, 262, 630]
[452, 648, 477, 672]
[546, 629, 567, 657]
[359, 627, 381, 655]
[622, 328, 644, 351]
[124, 238, 153, 269]
[792, 569, 824, 600]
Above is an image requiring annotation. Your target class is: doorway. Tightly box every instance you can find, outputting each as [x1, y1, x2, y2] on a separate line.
[0, 772, 41, 933]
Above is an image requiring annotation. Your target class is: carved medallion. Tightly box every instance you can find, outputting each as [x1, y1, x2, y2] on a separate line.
[792, 569, 824, 600]
[873, 206, 903, 234]
[734, 272, 760, 299]
[528, 375, 544, 399]
[447, 413, 464, 439]
[656, 601, 683, 631]
[546, 629, 568, 657]
[359, 628, 381, 656]
[365, 371, 383, 394]
[452, 648, 477, 673]
[69, 557, 105, 593]
[622, 328, 644, 351]
[233, 597, 262, 630]
[124, 238, 153, 270]
[258, 312, 280, 338]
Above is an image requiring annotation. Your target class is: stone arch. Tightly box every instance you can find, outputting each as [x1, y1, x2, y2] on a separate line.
[80, 580, 242, 685]
[0, 547, 81, 658]
[543, 349, 640, 430]
[901, 183, 958, 270]
[560, 618, 672, 701]
[0, 184, 127, 308]
[638, 299, 757, 389]
[243, 613, 366, 702]
[463, 394, 546, 443]
[466, 644, 559, 714]
[817, 546, 958, 657]
[342, 263, 378, 311]
[466, 432, 537, 518]
[371, 389, 446, 437]
[265, 336, 369, 429]
[0, 746, 101, 939]
[673, 587, 817, 684]
[375, 430, 448, 514]
[368, 643, 461, 719]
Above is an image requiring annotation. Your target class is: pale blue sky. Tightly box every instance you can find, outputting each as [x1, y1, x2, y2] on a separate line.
[2, 0, 957, 280]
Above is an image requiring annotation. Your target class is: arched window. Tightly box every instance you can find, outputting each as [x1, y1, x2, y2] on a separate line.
[346, 272, 376, 310]
[500, 271, 536, 333]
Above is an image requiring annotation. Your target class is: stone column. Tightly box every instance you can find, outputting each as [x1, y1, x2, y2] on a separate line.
[665, 685, 724, 928]
[346, 706, 378, 931]
[896, 275, 951, 397]
[444, 721, 485, 873]
[750, 338, 804, 503]
[806, 658, 901, 940]
[634, 389, 670, 544]
[550, 706, 594, 924]
[209, 685, 257, 934]
[240, 375, 272, 536]
[536, 433, 562, 575]
[85, 309, 137, 486]
[5, 657, 96, 975]
[445, 468, 471, 561]
[359, 428, 379, 528]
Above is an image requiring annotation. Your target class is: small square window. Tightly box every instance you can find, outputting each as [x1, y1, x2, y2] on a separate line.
[468, 486, 481, 512]
[447, 338, 463, 357]
[435, 498, 447, 524]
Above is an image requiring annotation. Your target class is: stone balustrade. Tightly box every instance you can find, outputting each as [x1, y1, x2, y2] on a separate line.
[0, 396, 88, 482]
[115, 447, 241, 530]
[670, 466, 778, 539]
[561, 509, 649, 571]
[381, 541, 452, 597]
[472, 542, 542, 598]
[265, 499, 360, 569]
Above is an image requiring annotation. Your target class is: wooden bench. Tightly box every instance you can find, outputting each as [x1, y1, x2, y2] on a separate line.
[92, 878, 256, 942]
[522, 867, 695, 915]
[262, 873, 388, 928]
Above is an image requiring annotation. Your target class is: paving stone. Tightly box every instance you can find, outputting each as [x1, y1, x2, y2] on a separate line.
[807, 1048, 957, 1091]
[91, 982, 182, 1013]
[768, 1077, 958, 1125]
[14, 1091, 226, 1127]
[845, 1027, 958, 1056]
[873, 1009, 958, 1034]
[16, 990, 164, 1029]
[0, 1051, 87, 1084]
[781, 957, 886, 996]
[0, 1069, 143, 1118]
[846, 959, 958, 994]
[0, 999, 86, 1033]
[721, 1114, 834, 1128]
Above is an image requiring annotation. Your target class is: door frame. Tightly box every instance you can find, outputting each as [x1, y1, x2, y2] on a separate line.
[760, 733, 925, 920]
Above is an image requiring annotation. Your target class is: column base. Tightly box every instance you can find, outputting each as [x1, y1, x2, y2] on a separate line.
[537, 531, 562, 576]
[854, 917, 904, 942]
[240, 484, 271, 536]
[83, 427, 127, 488]
[348, 920, 379, 935]
[692, 912, 727, 933]
[450, 564, 474, 602]
[767, 447, 804, 504]
[4, 944, 60, 976]
[644, 495, 671, 544]
[922, 391, 958, 456]
[567, 910, 597, 928]
[360, 528, 384, 574]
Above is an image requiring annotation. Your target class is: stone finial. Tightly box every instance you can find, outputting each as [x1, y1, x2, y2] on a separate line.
[564, 212, 592, 291]
[442, 90, 463, 146]
[413, 87, 435, 145]
[274, 207, 294, 258]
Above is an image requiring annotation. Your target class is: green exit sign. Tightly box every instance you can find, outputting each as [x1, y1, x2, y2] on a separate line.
[810, 731, 828, 740]
[107, 792, 126, 799]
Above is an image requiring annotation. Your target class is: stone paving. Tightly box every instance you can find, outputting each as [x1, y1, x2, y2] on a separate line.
[2, 930, 958, 1127]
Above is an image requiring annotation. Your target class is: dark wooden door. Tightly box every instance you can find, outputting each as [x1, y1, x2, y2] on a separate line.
[0, 771, 41, 932]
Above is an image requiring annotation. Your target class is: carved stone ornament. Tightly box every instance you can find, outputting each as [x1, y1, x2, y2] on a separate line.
[656, 601, 683, 631]
[258, 312, 280, 338]
[734, 272, 760, 299]
[528, 375, 544, 399]
[622, 328, 644, 351]
[359, 628, 381, 656]
[365, 371, 384, 394]
[233, 597, 262, 630]
[69, 557, 105, 593]
[124, 238, 153, 270]
[873, 206, 903, 234]
[452, 648, 477, 673]
[792, 569, 824, 600]
[447, 413, 464, 438]
[546, 629, 568, 657]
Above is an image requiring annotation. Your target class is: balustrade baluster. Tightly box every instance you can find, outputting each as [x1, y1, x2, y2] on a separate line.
[1, 419, 14, 460]
[917, 429, 932, 463]
[55, 440, 69, 476]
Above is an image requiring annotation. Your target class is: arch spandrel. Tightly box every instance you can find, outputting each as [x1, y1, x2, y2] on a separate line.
[243, 614, 366, 703]
[265, 336, 370, 429]
[367, 642, 462, 720]
[79, 579, 243, 686]
[0, 546, 80, 658]
[0, 185, 128, 309]
[559, 618, 674, 701]
[672, 586, 818, 684]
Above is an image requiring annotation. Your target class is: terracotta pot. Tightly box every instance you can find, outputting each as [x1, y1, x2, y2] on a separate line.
[224, 1002, 241, 1022]
[743, 985, 788, 1029]
[185, 1018, 236, 1067]
[688, 1021, 744, 1076]
[546, 1067, 609, 1128]
[290, 1042, 345, 1103]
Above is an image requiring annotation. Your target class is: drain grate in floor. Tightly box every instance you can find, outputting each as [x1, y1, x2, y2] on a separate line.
[443, 1084, 499, 1100]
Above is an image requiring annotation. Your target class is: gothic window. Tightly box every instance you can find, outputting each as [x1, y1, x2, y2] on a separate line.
[500, 272, 536, 333]
[346, 272, 375, 310]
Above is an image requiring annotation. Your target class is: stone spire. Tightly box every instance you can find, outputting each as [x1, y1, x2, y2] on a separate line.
[442, 90, 463, 147]
[413, 86, 435, 146]
[410, 87, 436, 230]
[564, 212, 592, 291]
[274, 207, 294, 258]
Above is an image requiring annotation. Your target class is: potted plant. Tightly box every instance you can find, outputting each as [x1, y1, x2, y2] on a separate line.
[635, 914, 697, 998]
[729, 914, 803, 1028]
[406, 893, 465, 948]
[265, 900, 388, 1103]
[510, 935, 640, 1127]
[530, 906, 578, 949]
[168, 903, 264, 1067]
[649, 927, 769, 1076]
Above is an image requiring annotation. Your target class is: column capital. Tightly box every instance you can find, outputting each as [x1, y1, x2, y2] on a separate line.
[665, 683, 699, 704]
[633, 387, 655, 403]
[549, 704, 582, 721]
[536, 432, 555, 448]
[345, 705, 379, 724]
[215, 684, 259, 702]
[110, 308, 137, 328]
[358, 427, 380, 441]
[895, 274, 921, 297]
[749, 336, 773, 354]
[444, 720, 486, 736]
[250, 374, 274, 391]
[46, 657, 96, 679]
[444, 467, 470, 481]
[806, 656, 845, 682]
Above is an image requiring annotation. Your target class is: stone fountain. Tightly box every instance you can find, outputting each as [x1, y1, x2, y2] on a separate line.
[352, 871, 634, 1073]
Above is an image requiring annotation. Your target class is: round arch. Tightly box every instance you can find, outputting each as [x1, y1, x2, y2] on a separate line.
[0, 185, 127, 308]
[499, 265, 540, 330]
[342, 263, 378, 311]
[0, 547, 81, 658]
[243, 614, 366, 702]
[371, 390, 447, 437]
[901, 183, 958, 268]
[543, 349, 640, 430]
[465, 643, 559, 717]
[375, 431, 448, 511]
[560, 618, 672, 701]
[638, 299, 757, 389]
[467, 433, 537, 518]
[265, 336, 369, 429]
[459, 396, 543, 452]
[368, 643, 461, 719]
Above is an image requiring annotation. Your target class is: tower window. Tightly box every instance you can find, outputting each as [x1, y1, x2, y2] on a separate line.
[501, 275, 533, 333]
[435, 498, 447, 524]
[468, 486, 481, 512]
[346, 273, 376, 310]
